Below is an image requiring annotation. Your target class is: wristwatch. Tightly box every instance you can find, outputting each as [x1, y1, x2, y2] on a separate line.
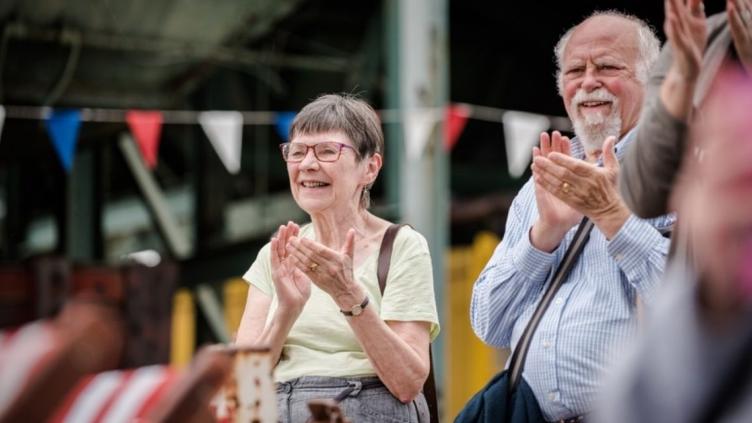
[340, 296, 369, 316]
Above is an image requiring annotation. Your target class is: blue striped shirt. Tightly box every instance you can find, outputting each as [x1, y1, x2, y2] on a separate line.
[469, 130, 675, 421]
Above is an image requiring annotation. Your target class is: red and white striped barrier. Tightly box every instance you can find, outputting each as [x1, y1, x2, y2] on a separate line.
[0, 322, 57, 414]
[49, 366, 180, 423]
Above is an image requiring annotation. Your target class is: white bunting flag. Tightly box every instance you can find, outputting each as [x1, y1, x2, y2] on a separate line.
[404, 108, 440, 161]
[199, 111, 243, 174]
[502, 111, 551, 178]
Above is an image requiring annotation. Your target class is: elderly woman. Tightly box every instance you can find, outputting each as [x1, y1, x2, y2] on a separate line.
[236, 94, 439, 423]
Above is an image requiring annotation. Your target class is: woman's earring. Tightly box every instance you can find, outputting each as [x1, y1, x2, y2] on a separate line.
[361, 187, 371, 209]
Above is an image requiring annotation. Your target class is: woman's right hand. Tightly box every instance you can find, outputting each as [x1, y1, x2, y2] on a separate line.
[270, 222, 311, 313]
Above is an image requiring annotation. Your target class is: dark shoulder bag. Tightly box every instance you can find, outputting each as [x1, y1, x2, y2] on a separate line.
[378, 223, 440, 423]
[454, 217, 594, 423]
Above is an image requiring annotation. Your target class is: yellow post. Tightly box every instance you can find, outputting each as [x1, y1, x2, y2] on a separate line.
[445, 231, 506, 420]
[170, 288, 195, 368]
[468, 232, 509, 380]
[224, 277, 249, 340]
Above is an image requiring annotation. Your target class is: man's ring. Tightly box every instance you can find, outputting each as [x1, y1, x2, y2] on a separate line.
[562, 182, 571, 194]
[308, 262, 319, 271]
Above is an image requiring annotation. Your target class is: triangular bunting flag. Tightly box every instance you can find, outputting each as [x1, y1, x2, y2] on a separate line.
[199, 111, 243, 174]
[404, 108, 440, 161]
[502, 111, 550, 178]
[126, 110, 163, 169]
[275, 112, 296, 141]
[444, 104, 470, 152]
[45, 109, 82, 173]
[0, 105, 5, 145]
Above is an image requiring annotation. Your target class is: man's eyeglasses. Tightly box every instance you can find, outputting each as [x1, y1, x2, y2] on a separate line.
[279, 142, 357, 163]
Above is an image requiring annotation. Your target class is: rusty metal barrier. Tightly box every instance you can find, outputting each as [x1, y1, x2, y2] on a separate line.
[212, 345, 277, 422]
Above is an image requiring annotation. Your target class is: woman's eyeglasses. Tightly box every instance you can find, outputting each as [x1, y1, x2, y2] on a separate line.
[279, 142, 357, 163]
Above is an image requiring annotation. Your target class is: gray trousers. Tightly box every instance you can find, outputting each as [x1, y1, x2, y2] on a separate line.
[276, 376, 429, 423]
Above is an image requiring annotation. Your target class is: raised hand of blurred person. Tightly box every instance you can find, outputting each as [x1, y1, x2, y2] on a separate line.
[666, 0, 707, 79]
[661, 0, 708, 120]
[728, 0, 752, 74]
[533, 136, 631, 240]
[530, 131, 583, 252]
[270, 222, 311, 313]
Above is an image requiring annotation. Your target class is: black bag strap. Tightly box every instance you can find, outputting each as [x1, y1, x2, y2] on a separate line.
[378, 223, 439, 423]
[508, 217, 594, 392]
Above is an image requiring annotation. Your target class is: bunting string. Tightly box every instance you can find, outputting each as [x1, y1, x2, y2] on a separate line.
[0, 102, 570, 177]
[2, 105, 279, 125]
[1, 103, 568, 127]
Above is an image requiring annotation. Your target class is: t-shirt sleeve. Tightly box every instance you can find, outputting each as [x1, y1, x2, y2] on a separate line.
[242, 242, 274, 297]
[380, 227, 441, 341]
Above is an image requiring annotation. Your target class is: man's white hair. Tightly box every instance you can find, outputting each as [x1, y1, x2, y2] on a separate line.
[553, 10, 660, 96]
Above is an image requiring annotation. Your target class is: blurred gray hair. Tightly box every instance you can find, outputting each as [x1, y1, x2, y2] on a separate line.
[554, 10, 660, 95]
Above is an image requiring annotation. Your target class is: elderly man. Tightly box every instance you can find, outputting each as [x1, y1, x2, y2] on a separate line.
[470, 11, 674, 422]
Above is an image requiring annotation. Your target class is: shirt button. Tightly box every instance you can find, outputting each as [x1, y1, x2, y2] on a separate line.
[547, 391, 559, 401]
[542, 340, 551, 348]
[615, 253, 624, 261]
[554, 297, 563, 306]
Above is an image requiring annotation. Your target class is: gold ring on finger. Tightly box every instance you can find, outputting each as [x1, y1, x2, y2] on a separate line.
[562, 181, 571, 194]
[308, 262, 319, 271]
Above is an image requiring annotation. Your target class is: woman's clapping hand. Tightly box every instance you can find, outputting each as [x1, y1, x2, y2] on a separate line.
[270, 222, 312, 313]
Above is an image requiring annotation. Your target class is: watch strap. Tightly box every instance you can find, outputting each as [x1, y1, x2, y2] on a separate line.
[340, 295, 369, 316]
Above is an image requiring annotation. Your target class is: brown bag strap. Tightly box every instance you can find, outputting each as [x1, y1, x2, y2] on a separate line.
[377, 223, 406, 295]
[377, 223, 439, 423]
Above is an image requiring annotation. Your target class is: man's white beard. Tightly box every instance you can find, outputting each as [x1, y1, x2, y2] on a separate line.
[570, 88, 622, 153]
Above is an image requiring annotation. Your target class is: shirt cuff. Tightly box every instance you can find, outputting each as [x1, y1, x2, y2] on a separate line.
[607, 214, 666, 276]
[512, 226, 559, 282]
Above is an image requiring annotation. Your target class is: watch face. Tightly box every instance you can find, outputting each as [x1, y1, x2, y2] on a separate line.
[342, 296, 368, 316]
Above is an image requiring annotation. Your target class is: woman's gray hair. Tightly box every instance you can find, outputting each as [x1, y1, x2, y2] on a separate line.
[553, 10, 660, 95]
[288, 93, 384, 209]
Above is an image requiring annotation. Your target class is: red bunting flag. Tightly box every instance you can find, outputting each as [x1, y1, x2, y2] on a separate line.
[444, 104, 470, 152]
[126, 111, 164, 169]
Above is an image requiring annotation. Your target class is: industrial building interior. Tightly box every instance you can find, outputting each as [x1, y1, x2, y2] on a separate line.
[0, 0, 727, 421]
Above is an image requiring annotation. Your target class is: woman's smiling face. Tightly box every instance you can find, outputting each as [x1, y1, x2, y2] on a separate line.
[286, 130, 371, 215]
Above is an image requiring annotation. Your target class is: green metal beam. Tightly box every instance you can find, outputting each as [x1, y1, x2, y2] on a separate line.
[384, 0, 449, 415]
[66, 148, 102, 260]
[118, 133, 191, 259]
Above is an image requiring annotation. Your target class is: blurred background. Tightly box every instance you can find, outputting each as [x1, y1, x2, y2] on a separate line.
[0, 0, 726, 420]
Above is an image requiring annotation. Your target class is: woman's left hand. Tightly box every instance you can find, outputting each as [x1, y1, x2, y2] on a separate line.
[286, 229, 363, 306]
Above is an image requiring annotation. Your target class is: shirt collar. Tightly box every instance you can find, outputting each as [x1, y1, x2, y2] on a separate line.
[570, 126, 637, 163]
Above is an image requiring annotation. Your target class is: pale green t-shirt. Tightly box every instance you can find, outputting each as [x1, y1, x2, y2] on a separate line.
[242, 224, 440, 383]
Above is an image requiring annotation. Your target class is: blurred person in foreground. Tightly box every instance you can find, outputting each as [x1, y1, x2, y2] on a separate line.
[595, 66, 752, 423]
[468, 11, 674, 422]
[621, 0, 752, 220]
[235, 94, 439, 423]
